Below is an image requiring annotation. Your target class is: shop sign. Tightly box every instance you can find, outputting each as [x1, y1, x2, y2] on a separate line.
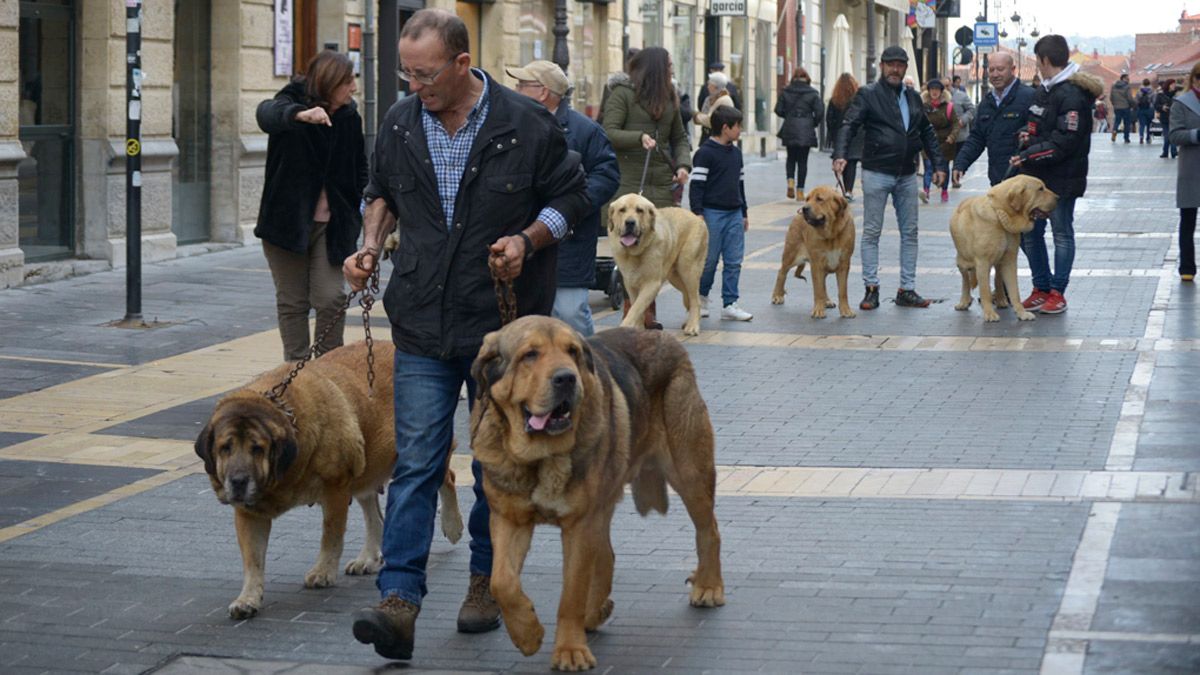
[710, 1, 748, 17]
[274, 0, 293, 77]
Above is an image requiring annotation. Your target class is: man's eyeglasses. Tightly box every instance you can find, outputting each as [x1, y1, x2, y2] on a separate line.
[397, 55, 461, 86]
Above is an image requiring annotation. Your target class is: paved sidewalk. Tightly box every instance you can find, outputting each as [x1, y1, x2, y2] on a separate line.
[0, 139, 1197, 674]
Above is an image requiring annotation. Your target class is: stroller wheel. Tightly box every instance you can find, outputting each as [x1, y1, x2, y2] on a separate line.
[608, 270, 624, 311]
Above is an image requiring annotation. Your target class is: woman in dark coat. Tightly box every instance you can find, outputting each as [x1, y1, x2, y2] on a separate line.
[774, 67, 824, 200]
[255, 50, 367, 362]
[825, 73, 863, 200]
[1156, 79, 1179, 159]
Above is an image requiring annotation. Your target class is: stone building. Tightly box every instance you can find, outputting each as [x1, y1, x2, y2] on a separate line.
[0, 0, 790, 288]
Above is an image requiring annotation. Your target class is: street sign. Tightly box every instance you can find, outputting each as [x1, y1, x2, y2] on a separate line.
[977, 45, 996, 55]
[955, 26, 973, 47]
[710, 0, 747, 17]
[974, 22, 999, 48]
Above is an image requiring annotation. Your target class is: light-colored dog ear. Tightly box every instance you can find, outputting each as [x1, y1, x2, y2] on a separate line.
[986, 184, 1016, 231]
[1007, 180, 1032, 218]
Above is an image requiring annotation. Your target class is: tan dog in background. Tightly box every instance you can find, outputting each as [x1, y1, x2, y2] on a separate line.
[470, 317, 724, 671]
[194, 341, 463, 619]
[770, 186, 857, 318]
[950, 175, 1058, 322]
[608, 193, 708, 336]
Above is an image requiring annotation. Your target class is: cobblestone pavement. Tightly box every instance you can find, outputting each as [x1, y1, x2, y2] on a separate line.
[0, 139, 1197, 674]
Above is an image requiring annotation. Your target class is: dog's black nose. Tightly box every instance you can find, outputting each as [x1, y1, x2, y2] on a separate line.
[551, 369, 576, 390]
[624, 219, 637, 232]
[230, 475, 249, 494]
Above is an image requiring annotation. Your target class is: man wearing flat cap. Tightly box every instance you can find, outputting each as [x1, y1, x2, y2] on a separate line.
[507, 60, 619, 336]
[833, 45, 947, 310]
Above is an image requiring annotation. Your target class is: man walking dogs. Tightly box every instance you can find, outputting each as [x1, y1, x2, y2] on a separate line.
[1011, 34, 1103, 315]
[342, 9, 588, 662]
[833, 46, 947, 310]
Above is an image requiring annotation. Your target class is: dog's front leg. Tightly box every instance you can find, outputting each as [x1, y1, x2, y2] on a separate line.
[490, 513, 543, 657]
[306, 489, 350, 588]
[552, 518, 600, 671]
[810, 262, 832, 318]
[345, 492, 384, 575]
[835, 262, 856, 318]
[976, 260, 1001, 322]
[619, 281, 659, 330]
[230, 508, 272, 619]
[1003, 259, 1037, 321]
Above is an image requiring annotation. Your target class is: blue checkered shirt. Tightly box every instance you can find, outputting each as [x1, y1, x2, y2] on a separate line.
[421, 70, 567, 239]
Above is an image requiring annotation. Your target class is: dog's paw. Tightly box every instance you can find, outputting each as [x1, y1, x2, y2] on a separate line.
[687, 572, 726, 608]
[681, 322, 700, 337]
[840, 307, 857, 319]
[585, 598, 614, 632]
[228, 596, 261, 620]
[825, 299, 836, 308]
[954, 299, 972, 311]
[770, 294, 785, 305]
[344, 555, 383, 576]
[441, 511, 464, 544]
[993, 290, 1011, 308]
[304, 567, 337, 588]
[1016, 310, 1037, 322]
[811, 306, 827, 319]
[983, 309, 1001, 322]
[507, 613, 545, 657]
[551, 644, 597, 671]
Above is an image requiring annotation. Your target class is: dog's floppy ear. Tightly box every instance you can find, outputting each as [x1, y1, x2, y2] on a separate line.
[607, 201, 619, 233]
[471, 330, 507, 399]
[986, 183, 1016, 231]
[194, 422, 216, 476]
[271, 433, 298, 480]
[577, 339, 597, 375]
[835, 192, 849, 218]
[1007, 179, 1033, 217]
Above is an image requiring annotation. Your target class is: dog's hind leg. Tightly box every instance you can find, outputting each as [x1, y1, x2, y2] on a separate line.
[976, 260, 1001, 322]
[344, 492, 384, 575]
[620, 281, 661, 330]
[306, 489, 351, 588]
[992, 265, 1011, 308]
[954, 263, 975, 311]
[771, 240, 801, 304]
[230, 509, 272, 619]
[631, 455, 669, 516]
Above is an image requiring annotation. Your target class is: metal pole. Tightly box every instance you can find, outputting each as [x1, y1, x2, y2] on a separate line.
[125, 0, 142, 322]
[364, 0, 376, 160]
[552, 0, 569, 71]
[865, 0, 877, 82]
[621, 0, 629, 56]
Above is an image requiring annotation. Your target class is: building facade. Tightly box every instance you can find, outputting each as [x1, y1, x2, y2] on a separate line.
[0, 0, 789, 288]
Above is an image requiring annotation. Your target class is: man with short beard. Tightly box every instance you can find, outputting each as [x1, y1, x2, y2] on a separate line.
[954, 52, 1036, 187]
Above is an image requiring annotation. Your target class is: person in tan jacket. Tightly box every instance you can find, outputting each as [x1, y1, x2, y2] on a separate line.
[693, 72, 735, 142]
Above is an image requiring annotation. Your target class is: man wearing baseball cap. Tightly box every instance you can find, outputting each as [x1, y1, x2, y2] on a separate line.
[507, 60, 619, 335]
[833, 45, 947, 310]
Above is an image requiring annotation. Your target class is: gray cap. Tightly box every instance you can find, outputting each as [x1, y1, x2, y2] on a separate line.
[880, 46, 908, 63]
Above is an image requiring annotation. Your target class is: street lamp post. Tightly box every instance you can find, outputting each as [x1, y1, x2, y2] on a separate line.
[552, 0, 569, 72]
[1011, 11, 1023, 81]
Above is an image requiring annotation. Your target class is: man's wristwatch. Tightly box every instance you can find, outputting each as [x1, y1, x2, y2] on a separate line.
[517, 232, 535, 261]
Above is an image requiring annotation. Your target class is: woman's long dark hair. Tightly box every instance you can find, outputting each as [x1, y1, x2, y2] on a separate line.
[299, 50, 354, 110]
[830, 73, 859, 111]
[629, 46, 674, 120]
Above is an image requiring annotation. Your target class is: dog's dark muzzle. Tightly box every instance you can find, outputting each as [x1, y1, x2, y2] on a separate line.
[801, 206, 826, 228]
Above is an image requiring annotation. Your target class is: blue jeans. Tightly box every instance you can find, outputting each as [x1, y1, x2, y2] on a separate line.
[861, 169, 921, 290]
[377, 350, 492, 606]
[552, 286, 594, 336]
[1021, 196, 1077, 293]
[1137, 109, 1155, 141]
[699, 208, 745, 306]
[1113, 109, 1132, 141]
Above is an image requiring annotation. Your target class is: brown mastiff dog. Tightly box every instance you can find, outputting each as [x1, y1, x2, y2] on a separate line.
[950, 175, 1058, 322]
[194, 341, 462, 619]
[470, 317, 724, 671]
[770, 185, 857, 318]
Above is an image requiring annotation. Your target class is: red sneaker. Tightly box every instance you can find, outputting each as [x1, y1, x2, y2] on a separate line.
[1022, 289, 1051, 312]
[1039, 290, 1067, 314]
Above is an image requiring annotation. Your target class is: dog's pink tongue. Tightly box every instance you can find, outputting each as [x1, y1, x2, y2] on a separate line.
[527, 413, 550, 431]
[619, 234, 638, 247]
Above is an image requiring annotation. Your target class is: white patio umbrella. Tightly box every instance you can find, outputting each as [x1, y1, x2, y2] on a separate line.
[903, 33, 921, 88]
[827, 14, 853, 100]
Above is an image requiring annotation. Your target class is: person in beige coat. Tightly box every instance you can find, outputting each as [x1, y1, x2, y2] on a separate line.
[694, 72, 735, 141]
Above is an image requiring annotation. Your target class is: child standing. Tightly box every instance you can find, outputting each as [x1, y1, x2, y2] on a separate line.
[690, 106, 752, 321]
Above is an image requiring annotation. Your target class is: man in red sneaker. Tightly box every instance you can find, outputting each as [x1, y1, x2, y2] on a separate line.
[1011, 35, 1103, 315]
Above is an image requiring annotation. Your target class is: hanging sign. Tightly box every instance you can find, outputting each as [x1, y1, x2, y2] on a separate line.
[274, 0, 293, 77]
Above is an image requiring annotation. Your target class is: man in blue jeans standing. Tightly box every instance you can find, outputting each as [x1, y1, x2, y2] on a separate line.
[833, 46, 946, 310]
[1011, 34, 1103, 315]
[342, 9, 588, 662]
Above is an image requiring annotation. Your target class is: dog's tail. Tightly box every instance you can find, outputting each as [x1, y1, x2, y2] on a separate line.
[631, 458, 669, 516]
[793, 260, 808, 281]
[966, 267, 978, 291]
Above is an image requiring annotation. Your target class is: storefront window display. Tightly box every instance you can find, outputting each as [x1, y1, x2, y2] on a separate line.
[641, 0, 663, 47]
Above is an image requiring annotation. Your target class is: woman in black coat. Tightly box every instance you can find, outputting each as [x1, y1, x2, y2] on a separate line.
[255, 50, 367, 362]
[825, 73, 863, 201]
[774, 67, 824, 200]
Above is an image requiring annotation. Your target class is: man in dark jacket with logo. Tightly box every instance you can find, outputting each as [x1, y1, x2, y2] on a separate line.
[507, 59, 620, 335]
[833, 46, 946, 310]
[1011, 34, 1104, 315]
[343, 9, 588, 662]
[954, 51, 1036, 187]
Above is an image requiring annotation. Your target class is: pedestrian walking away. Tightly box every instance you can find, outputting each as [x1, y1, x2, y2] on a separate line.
[833, 45, 947, 310]
[774, 67, 823, 201]
[1168, 62, 1200, 281]
[341, 8, 589, 663]
[1156, 79, 1180, 158]
[1110, 73, 1136, 143]
[1012, 34, 1103, 315]
[603, 46, 693, 330]
[949, 78, 976, 187]
[691, 105, 752, 322]
[954, 51, 1036, 187]
[826, 74, 863, 200]
[508, 59, 620, 336]
[920, 80, 958, 204]
[255, 50, 366, 362]
[1137, 78, 1157, 144]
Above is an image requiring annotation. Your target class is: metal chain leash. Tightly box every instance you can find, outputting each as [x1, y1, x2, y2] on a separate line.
[264, 251, 381, 429]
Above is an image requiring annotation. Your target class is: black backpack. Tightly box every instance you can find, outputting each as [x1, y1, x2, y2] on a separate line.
[1137, 89, 1152, 109]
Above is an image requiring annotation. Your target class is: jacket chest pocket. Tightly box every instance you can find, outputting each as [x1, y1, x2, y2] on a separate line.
[484, 173, 534, 207]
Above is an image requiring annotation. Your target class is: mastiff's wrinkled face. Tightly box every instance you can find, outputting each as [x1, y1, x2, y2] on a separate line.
[471, 316, 596, 463]
[989, 175, 1059, 232]
[800, 185, 848, 229]
[607, 193, 658, 253]
[194, 398, 297, 508]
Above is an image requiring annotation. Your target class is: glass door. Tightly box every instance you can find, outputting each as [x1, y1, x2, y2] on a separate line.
[18, 0, 75, 261]
[172, 0, 212, 244]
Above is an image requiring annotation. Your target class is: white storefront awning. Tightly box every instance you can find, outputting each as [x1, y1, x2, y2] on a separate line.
[873, 0, 911, 14]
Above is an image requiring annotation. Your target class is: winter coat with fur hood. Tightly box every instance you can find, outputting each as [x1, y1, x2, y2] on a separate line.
[1018, 67, 1105, 200]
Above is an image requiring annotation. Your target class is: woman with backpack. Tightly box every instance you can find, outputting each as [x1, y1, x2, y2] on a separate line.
[1137, 78, 1156, 144]
[774, 67, 823, 200]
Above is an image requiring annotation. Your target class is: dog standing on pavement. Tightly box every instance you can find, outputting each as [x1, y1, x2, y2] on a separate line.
[194, 341, 463, 619]
[770, 185, 857, 318]
[949, 175, 1058, 322]
[607, 193, 709, 336]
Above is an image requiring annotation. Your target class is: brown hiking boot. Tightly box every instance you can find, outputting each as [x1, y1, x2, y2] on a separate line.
[352, 595, 419, 660]
[457, 574, 502, 633]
